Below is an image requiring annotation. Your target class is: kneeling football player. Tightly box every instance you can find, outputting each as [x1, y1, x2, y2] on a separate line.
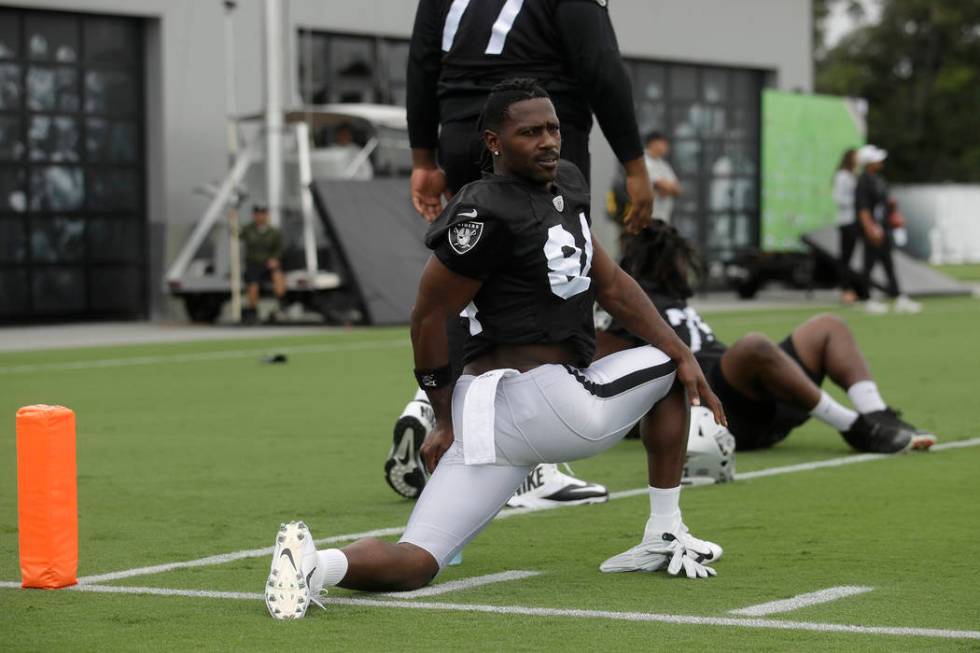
[266, 80, 726, 619]
[595, 224, 937, 455]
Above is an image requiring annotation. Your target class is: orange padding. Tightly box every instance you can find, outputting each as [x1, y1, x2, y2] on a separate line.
[17, 405, 78, 589]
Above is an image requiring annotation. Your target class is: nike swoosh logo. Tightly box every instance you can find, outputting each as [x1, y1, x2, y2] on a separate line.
[457, 209, 478, 218]
[280, 548, 296, 570]
[306, 566, 317, 587]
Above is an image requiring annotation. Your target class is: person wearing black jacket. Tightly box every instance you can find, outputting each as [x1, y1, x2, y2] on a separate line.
[406, 0, 652, 226]
[384, 0, 655, 506]
[853, 145, 921, 314]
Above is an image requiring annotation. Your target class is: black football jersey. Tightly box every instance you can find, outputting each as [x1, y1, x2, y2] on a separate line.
[603, 292, 728, 375]
[408, 0, 641, 160]
[425, 160, 596, 366]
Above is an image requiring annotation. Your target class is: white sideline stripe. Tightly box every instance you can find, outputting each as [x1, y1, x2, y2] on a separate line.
[382, 570, 541, 598]
[74, 437, 980, 585]
[736, 436, 980, 481]
[730, 586, 874, 616]
[0, 339, 409, 374]
[1, 581, 977, 641]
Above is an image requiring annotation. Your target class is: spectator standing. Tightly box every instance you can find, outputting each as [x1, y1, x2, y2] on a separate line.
[240, 204, 288, 323]
[644, 131, 681, 224]
[854, 145, 921, 314]
[833, 148, 858, 304]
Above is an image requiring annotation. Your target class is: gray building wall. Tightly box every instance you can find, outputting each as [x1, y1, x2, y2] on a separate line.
[10, 0, 812, 319]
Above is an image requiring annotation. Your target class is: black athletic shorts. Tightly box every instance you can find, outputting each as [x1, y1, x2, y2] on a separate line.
[244, 262, 272, 285]
[707, 336, 825, 450]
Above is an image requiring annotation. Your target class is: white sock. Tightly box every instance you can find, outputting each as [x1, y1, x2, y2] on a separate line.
[314, 548, 349, 589]
[413, 388, 428, 403]
[810, 391, 859, 431]
[646, 485, 681, 534]
[847, 380, 887, 413]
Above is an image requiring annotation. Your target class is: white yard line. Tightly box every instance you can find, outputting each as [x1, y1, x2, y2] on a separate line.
[730, 586, 874, 616]
[382, 570, 541, 598]
[75, 526, 408, 585]
[1, 581, 976, 641]
[73, 437, 980, 586]
[0, 339, 409, 375]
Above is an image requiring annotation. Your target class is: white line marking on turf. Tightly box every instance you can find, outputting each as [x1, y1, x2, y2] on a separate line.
[2, 581, 977, 641]
[74, 436, 980, 586]
[0, 339, 409, 375]
[382, 570, 541, 598]
[75, 526, 407, 585]
[730, 586, 874, 616]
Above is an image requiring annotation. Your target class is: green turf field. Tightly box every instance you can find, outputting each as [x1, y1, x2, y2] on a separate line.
[932, 263, 980, 283]
[2, 297, 979, 651]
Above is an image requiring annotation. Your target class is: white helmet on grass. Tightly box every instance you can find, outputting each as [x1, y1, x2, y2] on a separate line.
[683, 406, 736, 485]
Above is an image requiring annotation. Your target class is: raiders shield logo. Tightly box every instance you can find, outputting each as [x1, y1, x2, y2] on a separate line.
[552, 195, 564, 212]
[448, 221, 484, 254]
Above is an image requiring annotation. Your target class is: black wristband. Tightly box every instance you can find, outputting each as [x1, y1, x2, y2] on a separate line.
[414, 364, 453, 390]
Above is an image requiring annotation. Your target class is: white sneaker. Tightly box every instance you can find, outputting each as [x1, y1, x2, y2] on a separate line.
[862, 299, 889, 314]
[600, 520, 722, 578]
[893, 295, 922, 314]
[265, 521, 323, 620]
[384, 400, 434, 499]
[505, 463, 608, 509]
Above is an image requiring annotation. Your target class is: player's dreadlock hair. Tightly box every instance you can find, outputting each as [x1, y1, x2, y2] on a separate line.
[620, 221, 704, 300]
[477, 78, 551, 172]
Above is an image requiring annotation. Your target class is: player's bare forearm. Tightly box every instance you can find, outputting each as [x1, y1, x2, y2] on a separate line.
[597, 267, 688, 361]
[591, 236, 684, 358]
[591, 236, 726, 424]
[410, 256, 481, 424]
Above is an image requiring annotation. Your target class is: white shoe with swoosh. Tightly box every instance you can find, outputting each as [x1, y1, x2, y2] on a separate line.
[265, 521, 321, 619]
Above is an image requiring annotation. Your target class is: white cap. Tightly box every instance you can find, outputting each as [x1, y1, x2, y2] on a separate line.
[857, 144, 887, 166]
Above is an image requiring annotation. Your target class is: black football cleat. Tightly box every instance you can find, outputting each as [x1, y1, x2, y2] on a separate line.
[841, 413, 913, 453]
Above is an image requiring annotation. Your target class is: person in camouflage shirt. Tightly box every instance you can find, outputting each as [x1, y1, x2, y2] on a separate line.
[240, 204, 287, 323]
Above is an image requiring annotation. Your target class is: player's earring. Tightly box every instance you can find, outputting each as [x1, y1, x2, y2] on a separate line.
[493, 150, 500, 156]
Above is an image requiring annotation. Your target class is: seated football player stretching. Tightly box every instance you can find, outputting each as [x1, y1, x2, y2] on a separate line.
[595, 224, 937, 454]
[266, 80, 728, 619]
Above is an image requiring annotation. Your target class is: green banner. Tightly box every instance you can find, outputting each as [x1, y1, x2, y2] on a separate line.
[761, 90, 865, 251]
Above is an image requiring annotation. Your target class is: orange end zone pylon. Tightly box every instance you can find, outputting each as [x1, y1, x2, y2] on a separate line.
[16, 405, 78, 589]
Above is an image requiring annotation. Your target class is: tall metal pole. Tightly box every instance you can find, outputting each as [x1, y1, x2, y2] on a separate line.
[224, 0, 242, 323]
[264, 0, 283, 228]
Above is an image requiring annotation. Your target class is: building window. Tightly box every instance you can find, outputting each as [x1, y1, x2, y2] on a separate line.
[626, 60, 763, 263]
[0, 8, 144, 321]
[297, 30, 409, 107]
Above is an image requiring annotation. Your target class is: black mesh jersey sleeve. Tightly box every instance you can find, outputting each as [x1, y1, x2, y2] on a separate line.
[555, 0, 643, 163]
[426, 195, 513, 280]
[407, 0, 446, 149]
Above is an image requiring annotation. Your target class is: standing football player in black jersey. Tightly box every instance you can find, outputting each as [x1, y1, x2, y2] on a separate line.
[596, 224, 937, 459]
[266, 82, 725, 618]
[385, 0, 654, 506]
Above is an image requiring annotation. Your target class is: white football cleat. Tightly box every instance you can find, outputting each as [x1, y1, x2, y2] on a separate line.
[506, 463, 608, 509]
[384, 400, 434, 499]
[265, 521, 323, 620]
[600, 521, 721, 579]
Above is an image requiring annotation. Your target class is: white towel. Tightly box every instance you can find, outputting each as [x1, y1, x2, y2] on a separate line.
[462, 368, 520, 465]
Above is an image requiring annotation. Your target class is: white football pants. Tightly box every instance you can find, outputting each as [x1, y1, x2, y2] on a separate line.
[400, 345, 676, 568]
